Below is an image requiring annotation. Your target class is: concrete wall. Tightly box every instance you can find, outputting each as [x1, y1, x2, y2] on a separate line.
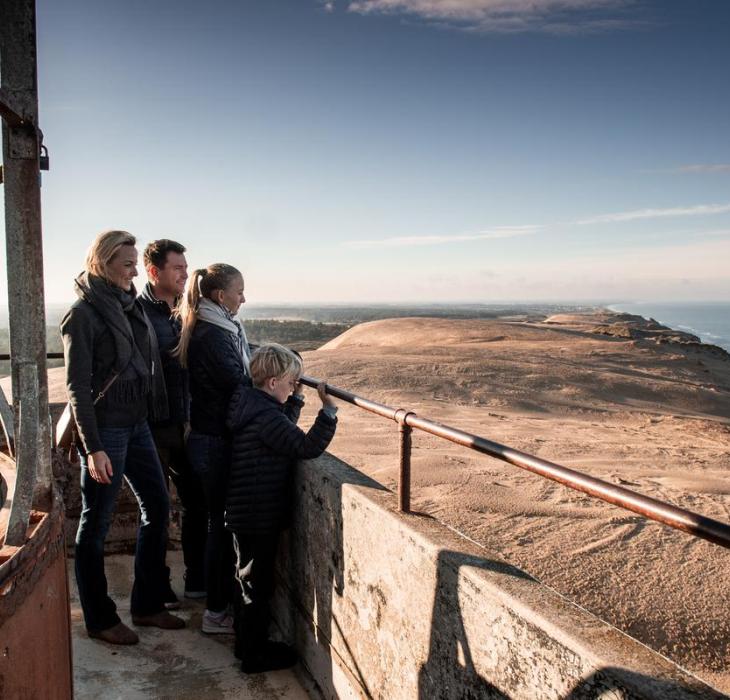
[273, 453, 726, 700]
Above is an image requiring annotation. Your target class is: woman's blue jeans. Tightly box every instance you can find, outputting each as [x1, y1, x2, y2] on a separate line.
[186, 430, 234, 613]
[75, 421, 170, 633]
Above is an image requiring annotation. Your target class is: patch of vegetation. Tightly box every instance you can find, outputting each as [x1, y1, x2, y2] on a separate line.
[244, 320, 352, 352]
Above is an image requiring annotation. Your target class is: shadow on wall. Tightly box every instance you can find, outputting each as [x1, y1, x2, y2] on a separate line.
[285, 461, 389, 698]
[418, 550, 529, 699]
[417, 550, 726, 700]
[563, 668, 728, 700]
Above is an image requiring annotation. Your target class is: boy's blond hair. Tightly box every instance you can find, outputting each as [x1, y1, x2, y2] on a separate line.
[250, 343, 302, 388]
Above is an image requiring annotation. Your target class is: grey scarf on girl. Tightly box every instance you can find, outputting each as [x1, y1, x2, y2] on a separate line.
[197, 298, 251, 372]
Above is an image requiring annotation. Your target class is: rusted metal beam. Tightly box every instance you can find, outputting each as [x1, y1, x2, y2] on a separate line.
[0, 385, 16, 457]
[0, 87, 27, 128]
[1, 0, 53, 545]
[299, 374, 730, 549]
[4, 363, 39, 545]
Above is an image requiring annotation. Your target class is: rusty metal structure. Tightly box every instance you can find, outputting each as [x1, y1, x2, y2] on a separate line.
[1, 2, 73, 698]
[299, 375, 730, 549]
[1, 0, 52, 547]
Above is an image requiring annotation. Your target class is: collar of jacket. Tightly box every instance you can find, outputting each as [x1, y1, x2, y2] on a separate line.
[140, 282, 179, 315]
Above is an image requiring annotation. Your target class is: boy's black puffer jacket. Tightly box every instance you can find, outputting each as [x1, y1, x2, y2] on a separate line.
[225, 383, 337, 535]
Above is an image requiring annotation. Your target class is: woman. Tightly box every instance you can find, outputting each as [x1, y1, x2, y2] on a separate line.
[176, 263, 251, 634]
[61, 230, 185, 645]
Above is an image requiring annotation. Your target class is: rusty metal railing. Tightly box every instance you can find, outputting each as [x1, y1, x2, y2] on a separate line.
[299, 375, 730, 550]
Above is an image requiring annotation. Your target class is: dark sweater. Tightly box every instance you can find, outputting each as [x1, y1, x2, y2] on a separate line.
[187, 320, 250, 436]
[138, 283, 188, 426]
[225, 384, 337, 535]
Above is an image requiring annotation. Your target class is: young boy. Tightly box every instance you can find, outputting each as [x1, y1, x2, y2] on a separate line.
[225, 343, 337, 673]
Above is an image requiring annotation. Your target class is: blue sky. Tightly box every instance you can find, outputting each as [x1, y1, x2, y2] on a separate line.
[2, 0, 729, 304]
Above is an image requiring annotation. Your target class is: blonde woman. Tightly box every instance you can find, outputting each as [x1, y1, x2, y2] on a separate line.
[176, 263, 251, 634]
[61, 230, 185, 645]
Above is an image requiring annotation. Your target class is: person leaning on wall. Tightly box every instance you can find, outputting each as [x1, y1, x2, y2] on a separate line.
[139, 239, 207, 606]
[175, 263, 251, 635]
[60, 229, 185, 645]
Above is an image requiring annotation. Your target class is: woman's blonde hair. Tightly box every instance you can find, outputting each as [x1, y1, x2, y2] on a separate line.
[84, 230, 136, 279]
[174, 263, 242, 367]
[250, 344, 302, 388]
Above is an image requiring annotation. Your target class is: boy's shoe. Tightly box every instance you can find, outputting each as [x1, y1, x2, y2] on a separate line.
[240, 641, 297, 674]
[88, 622, 139, 645]
[202, 609, 235, 634]
[132, 611, 186, 629]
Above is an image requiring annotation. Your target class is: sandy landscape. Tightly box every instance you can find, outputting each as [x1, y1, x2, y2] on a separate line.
[297, 312, 730, 693]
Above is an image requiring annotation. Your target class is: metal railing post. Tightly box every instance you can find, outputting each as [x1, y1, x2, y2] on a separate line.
[395, 409, 415, 513]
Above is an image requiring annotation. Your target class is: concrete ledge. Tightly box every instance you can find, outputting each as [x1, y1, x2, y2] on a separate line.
[273, 453, 726, 699]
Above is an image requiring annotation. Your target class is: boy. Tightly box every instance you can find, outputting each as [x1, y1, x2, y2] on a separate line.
[225, 343, 337, 673]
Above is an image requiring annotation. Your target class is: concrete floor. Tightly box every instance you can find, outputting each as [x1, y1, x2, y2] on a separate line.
[69, 550, 312, 700]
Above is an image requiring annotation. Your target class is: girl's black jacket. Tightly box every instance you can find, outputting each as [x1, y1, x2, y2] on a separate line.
[225, 383, 337, 535]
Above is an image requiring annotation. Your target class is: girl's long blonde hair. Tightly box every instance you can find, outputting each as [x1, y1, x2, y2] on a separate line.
[174, 263, 242, 367]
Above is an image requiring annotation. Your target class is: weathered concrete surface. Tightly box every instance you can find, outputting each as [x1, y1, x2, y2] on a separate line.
[70, 550, 313, 700]
[273, 453, 727, 700]
[0, 471, 73, 700]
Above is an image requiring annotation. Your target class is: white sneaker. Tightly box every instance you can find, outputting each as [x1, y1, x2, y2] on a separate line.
[202, 609, 234, 635]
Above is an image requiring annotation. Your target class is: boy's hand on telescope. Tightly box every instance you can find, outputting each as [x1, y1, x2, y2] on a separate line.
[317, 382, 336, 409]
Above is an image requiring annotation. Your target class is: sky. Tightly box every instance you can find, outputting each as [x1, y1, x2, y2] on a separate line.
[2, 0, 730, 304]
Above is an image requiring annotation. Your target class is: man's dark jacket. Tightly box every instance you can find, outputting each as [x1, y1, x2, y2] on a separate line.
[187, 320, 250, 436]
[138, 283, 188, 426]
[225, 384, 337, 535]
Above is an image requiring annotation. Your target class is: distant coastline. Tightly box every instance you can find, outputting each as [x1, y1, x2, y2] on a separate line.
[606, 301, 730, 352]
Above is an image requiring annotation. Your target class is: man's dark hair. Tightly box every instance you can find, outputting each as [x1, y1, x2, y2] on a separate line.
[143, 239, 186, 269]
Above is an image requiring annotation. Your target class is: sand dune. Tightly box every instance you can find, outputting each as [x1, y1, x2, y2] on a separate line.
[301, 314, 730, 692]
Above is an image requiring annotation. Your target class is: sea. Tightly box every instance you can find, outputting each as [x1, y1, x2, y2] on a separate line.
[607, 302, 730, 352]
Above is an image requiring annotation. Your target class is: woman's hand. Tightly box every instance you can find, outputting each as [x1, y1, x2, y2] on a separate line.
[88, 451, 114, 484]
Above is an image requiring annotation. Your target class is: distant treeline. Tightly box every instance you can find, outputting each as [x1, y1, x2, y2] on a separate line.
[0, 321, 348, 379]
[245, 320, 352, 352]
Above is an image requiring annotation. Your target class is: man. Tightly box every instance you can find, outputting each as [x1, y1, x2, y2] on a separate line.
[140, 239, 206, 605]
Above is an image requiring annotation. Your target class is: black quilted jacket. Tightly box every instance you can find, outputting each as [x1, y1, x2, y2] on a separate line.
[225, 384, 337, 535]
[187, 320, 250, 436]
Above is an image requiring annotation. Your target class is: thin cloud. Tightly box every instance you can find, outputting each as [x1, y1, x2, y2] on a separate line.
[575, 203, 730, 225]
[661, 164, 730, 174]
[344, 225, 538, 249]
[343, 0, 641, 34]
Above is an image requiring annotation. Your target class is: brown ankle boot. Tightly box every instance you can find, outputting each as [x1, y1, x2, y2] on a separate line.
[88, 622, 139, 645]
[132, 610, 186, 629]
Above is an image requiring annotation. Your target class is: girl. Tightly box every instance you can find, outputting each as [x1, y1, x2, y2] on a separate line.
[176, 263, 250, 633]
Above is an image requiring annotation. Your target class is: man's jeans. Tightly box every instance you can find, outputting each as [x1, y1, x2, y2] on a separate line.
[152, 423, 207, 593]
[75, 421, 170, 633]
[186, 430, 234, 613]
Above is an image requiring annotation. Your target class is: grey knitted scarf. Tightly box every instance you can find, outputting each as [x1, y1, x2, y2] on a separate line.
[74, 272, 168, 421]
